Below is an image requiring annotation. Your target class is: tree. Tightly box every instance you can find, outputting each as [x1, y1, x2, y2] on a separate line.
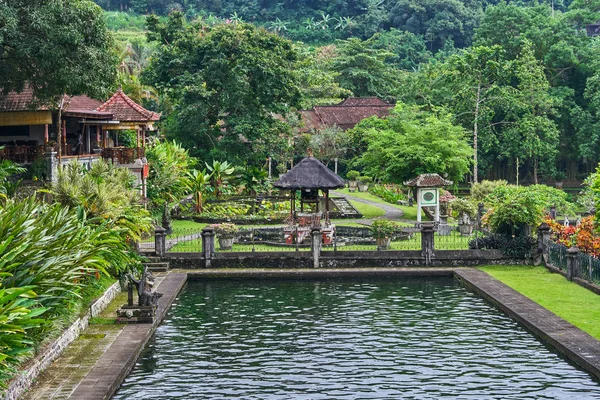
[143, 13, 302, 162]
[309, 126, 350, 167]
[350, 103, 472, 183]
[0, 0, 117, 101]
[442, 45, 509, 183]
[331, 37, 400, 99]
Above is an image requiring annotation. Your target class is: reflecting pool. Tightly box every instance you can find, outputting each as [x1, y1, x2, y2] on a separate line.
[114, 278, 600, 399]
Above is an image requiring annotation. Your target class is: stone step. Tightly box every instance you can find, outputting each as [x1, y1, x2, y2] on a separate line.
[143, 262, 170, 272]
[331, 198, 362, 217]
[143, 256, 163, 263]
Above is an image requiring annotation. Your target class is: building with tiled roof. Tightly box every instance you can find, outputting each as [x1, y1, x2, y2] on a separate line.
[97, 88, 160, 126]
[298, 97, 394, 132]
[404, 173, 453, 188]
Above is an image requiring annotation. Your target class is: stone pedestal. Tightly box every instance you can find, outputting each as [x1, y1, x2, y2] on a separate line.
[116, 305, 156, 323]
[202, 227, 215, 268]
[311, 227, 322, 268]
[421, 222, 435, 267]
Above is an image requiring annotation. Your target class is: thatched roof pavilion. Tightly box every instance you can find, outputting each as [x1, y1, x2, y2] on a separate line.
[274, 156, 345, 223]
[274, 156, 345, 190]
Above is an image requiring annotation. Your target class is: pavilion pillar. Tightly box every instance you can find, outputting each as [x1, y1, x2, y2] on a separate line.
[44, 124, 49, 145]
[416, 188, 422, 223]
[136, 129, 141, 148]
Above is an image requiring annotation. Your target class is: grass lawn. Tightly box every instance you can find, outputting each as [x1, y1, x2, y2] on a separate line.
[336, 188, 418, 221]
[170, 219, 207, 235]
[480, 265, 600, 340]
[350, 201, 385, 218]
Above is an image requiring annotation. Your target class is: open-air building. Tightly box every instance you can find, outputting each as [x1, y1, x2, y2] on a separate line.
[0, 87, 159, 195]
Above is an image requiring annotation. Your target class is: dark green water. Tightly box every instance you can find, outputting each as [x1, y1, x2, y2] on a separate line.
[114, 278, 600, 399]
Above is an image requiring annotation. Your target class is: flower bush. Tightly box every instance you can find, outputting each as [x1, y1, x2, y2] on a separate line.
[210, 222, 239, 237]
[370, 218, 399, 238]
[546, 216, 600, 257]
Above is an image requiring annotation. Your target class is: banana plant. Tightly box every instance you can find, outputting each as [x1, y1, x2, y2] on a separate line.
[206, 160, 235, 198]
[186, 169, 211, 213]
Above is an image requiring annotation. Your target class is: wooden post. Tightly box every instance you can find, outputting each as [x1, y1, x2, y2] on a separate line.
[44, 124, 49, 144]
[136, 129, 140, 148]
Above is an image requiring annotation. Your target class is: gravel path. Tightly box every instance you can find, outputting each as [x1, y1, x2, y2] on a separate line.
[332, 190, 406, 225]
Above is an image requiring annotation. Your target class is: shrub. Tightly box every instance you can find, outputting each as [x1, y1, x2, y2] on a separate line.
[370, 218, 399, 238]
[450, 198, 477, 219]
[346, 170, 360, 181]
[210, 222, 239, 237]
[468, 233, 536, 258]
[470, 180, 507, 203]
[369, 184, 406, 204]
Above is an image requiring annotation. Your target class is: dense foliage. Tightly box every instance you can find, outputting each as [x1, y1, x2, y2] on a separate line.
[143, 14, 302, 162]
[0, 0, 118, 101]
[349, 103, 472, 183]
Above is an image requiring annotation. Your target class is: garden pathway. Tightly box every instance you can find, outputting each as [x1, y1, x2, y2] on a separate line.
[332, 190, 405, 225]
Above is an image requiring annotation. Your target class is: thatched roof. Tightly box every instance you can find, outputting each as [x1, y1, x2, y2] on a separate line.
[404, 173, 453, 187]
[273, 157, 345, 190]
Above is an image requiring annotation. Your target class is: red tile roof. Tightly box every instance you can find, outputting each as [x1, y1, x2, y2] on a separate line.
[97, 89, 160, 122]
[0, 87, 44, 112]
[297, 97, 393, 132]
[339, 97, 390, 107]
[404, 173, 453, 187]
[313, 104, 393, 130]
[0, 87, 112, 119]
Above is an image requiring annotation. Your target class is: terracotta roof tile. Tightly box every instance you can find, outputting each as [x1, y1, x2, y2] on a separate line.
[0, 87, 44, 112]
[339, 97, 390, 106]
[313, 105, 393, 130]
[404, 173, 453, 187]
[96, 89, 160, 122]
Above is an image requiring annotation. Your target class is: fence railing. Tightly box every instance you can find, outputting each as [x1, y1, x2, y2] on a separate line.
[159, 225, 478, 253]
[548, 241, 568, 272]
[577, 251, 600, 284]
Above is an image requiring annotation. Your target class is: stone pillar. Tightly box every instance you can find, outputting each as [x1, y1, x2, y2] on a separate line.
[311, 227, 322, 269]
[202, 227, 215, 268]
[46, 150, 58, 182]
[421, 222, 435, 267]
[536, 222, 551, 266]
[550, 205, 557, 220]
[566, 246, 580, 281]
[154, 226, 166, 257]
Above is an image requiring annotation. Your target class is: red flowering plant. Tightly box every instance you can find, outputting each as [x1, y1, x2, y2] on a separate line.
[545, 215, 600, 258]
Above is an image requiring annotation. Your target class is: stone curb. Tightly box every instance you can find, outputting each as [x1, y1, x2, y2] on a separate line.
[456, 268, 600, 381]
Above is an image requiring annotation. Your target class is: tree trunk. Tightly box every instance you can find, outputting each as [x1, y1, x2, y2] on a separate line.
[533, 158, 538, 184]
[473, 84, 481, 184]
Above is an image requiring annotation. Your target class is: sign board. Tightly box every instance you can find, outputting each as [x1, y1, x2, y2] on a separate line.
[420, 189, 437, 206]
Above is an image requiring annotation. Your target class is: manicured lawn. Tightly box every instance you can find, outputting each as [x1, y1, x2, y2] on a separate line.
[350, 201, 385, 218]
[336, 188, 418, 221]
[170, 219, 207, 236]
[480, 265, 600, 340]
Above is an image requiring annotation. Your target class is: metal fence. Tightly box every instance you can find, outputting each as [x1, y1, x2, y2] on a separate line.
[548, 241, 568, 272]
[577, 251, 600, 284]
[160, 226, 476, 253]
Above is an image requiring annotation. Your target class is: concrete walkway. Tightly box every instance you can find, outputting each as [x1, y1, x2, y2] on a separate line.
[22, 272, 187, 400]
[332, 190, 406, 224]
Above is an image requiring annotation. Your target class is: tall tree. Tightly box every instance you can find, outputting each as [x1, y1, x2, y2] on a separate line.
[143, 13, 302, 162]
[0, 0, 117, 100]
[442, 45, 509, 183]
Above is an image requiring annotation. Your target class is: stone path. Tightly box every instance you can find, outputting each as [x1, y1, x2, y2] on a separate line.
[22, 272, 186, 400]
[331, 190, 406, 225]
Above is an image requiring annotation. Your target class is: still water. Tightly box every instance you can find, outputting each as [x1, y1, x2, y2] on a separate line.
[114, 278, 600, 399]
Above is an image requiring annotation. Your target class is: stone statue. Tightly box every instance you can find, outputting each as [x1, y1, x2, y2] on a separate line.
[128, 267, 163, 307]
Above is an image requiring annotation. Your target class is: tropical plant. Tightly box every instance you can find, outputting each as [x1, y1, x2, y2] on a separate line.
[238, 166, 268, 196]
[186, 169, 211, 214]
[0, 286, 47, 387]
[369, 218, 399, 238]
[206, 160, 236, 198]
[470, 180, 508, 203]
[146, 140, 194, 210]
[369, 184, 406, 204]
[0, 157, 26, 201]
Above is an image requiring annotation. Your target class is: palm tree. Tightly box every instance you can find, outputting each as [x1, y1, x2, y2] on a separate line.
[269, 18, 288, 33]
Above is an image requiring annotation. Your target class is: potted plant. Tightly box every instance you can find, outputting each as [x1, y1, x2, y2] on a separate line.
[347, 170, 360, 192]
[370, 218, 399, 249]
[211, 222, 239, 250]
[451, 198, 477, 235]
[358, 175, 372, 192]
[554, 170, 566, 189]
